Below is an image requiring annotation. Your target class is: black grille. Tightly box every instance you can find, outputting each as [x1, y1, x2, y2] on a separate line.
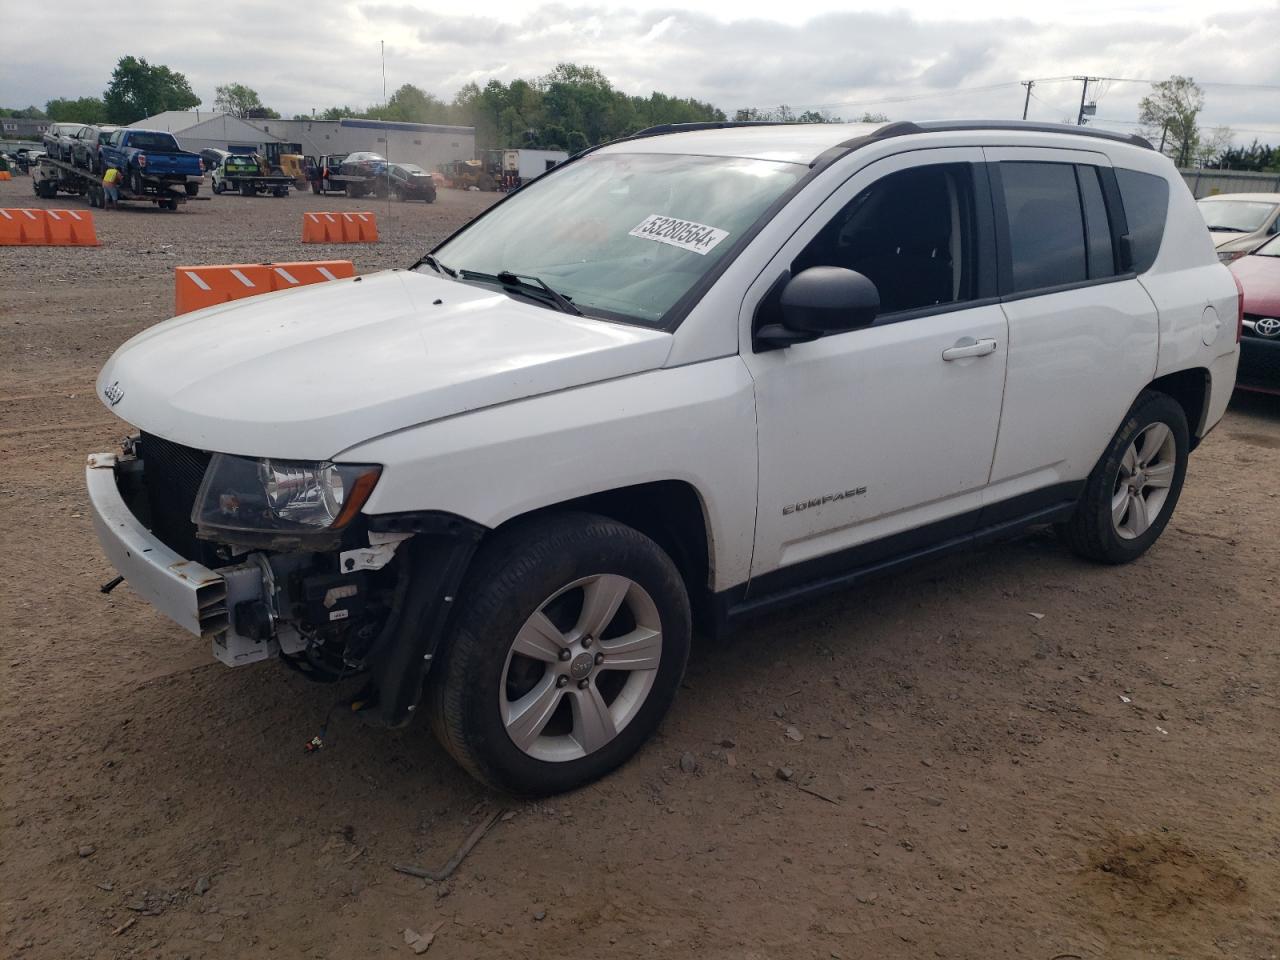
[140, 432, 213, 561]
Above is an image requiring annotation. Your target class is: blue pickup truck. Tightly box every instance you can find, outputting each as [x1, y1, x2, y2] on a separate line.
[99, 129, 204, 197]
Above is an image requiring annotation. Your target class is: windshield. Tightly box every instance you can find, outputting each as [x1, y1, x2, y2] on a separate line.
[397, 163, 426, 175]
[1198, 199, 1277, 233]
[1254, 233, 1280, 257]
[429, 152, 805, 327]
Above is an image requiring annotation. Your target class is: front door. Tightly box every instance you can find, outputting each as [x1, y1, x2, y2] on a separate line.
[741, 149, 1008, 591]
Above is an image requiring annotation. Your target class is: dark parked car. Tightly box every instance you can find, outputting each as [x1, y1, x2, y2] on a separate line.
[72, 125, 121, 173]
[388, 162, 437, 202]
[42, 122, 87, 162]
[1230, 233, 1280, 393]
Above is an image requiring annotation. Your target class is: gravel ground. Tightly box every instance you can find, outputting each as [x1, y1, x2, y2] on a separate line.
[1, 172, 1278, 960]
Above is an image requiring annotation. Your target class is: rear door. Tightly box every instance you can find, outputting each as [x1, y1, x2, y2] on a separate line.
[983, 147, 1160, 508]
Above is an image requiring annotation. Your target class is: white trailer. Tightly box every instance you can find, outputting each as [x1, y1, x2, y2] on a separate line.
[501, 149, 568, 190]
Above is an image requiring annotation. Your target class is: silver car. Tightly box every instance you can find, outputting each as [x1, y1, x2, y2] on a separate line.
[72, 125, 121, 173]
[1198, 193, 1280, 263]
[42, 122, 88, 163]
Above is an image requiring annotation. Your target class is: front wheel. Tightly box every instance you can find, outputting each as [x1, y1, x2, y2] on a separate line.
[428, 513, 691, 795]
[1058, 391, 1189, 564]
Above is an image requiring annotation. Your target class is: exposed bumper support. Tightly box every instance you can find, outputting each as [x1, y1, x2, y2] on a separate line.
[86, 452, 229, 638]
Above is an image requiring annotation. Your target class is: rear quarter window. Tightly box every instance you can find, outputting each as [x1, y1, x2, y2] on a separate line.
[1115, 169, 1169, 273]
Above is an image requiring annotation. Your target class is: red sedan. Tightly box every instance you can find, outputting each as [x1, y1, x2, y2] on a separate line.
[1230, 234, 1280, 393]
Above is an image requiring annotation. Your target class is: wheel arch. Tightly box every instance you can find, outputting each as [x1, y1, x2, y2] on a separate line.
[1144, 366, 1210, 449]
[492, 479, 716, 635]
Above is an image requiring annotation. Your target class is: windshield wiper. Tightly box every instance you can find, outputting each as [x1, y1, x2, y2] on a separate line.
[1205, 225, 1247, 233]
[415, 254, 456, 277]
[458, 269, 583, 316]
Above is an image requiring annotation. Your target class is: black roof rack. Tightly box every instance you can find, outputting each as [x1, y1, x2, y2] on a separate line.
[911, 120, 1153, 149]
[623, 118, 1153, 151]
[625, 120, 799, 140]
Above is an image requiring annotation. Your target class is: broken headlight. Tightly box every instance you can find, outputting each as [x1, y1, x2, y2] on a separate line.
[192, 454, 381, 534]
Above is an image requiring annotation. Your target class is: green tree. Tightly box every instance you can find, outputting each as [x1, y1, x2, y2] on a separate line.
[371, 84, 452, 124]
[1138, 75, 1204, 168]
[0, 105, 48, 119]
[103, 56, 199, 123]
[214, 82, 273, 119]
[45, 97, 107, 123]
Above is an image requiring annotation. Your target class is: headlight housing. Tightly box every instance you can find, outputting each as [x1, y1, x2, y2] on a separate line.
[192, 454, 381, 535]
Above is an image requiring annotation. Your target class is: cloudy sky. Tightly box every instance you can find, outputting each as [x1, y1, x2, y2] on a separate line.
[5, 0, 1278, 143]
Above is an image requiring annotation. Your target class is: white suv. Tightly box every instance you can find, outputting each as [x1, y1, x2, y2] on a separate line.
[88, 120, 1240, 794]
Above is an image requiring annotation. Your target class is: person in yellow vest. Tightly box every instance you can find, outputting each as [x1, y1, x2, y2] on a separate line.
[102, 166, 121, 209]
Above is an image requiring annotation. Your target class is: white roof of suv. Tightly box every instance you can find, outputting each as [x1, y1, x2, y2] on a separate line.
[596, 120, 1155, 166]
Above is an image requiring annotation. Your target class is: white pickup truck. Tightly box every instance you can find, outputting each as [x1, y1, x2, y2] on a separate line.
[88, 120, 1239, 794]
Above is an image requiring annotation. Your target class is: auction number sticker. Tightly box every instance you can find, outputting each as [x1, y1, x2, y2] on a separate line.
[629, 214, 729, 255]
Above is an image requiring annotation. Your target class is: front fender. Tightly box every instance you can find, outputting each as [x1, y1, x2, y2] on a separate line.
[341, 357, 759, 593]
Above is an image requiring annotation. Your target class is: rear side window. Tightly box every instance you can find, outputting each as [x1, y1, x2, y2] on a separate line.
[1000, 162, 1087, 293]
[1076, 165, 1115, 279]
[1115, 169, 1169, 273]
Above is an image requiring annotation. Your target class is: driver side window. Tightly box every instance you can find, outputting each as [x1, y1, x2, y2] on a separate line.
[792, 163, 980, 316]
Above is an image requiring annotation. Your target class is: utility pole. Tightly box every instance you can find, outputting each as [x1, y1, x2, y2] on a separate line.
[1075, 77, 1089, 125]
[381, 41, 387, 107]
[1021, 80, 1034, 120]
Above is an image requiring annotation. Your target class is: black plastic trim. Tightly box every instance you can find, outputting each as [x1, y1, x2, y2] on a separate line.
[914, 120, 1153, 150]
[713, 481, 1083, 632]
[359, 512, 488, 728]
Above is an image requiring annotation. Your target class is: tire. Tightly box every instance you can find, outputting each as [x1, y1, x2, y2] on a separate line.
[240, 183, 255, 197]
[130, 170, 144, 195]
[428, 512, 691, 795]
[184, 182, 199, 197]
[212, 180, 222, 194]
[1058, 390, 1189, 565]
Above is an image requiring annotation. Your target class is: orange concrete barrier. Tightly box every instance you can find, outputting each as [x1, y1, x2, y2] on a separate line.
[175, 260, 356, 314]
[0, 207, 99, 246]
[302, 211, 379, 243]
[341, 211, 379, 242]
[42, 208, 99, 246]
[0, 171, 12, 181]
[0, 208, 47, 244]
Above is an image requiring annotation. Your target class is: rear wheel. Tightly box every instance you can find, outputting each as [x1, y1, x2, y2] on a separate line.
[428, 513, 691, 795]
[184, 182, 199, 197]
[1058, 391, 1189, 564]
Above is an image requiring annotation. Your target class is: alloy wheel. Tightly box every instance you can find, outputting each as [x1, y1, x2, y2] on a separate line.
[1111, 421, 1177, 540]
[500, 574, 663, 763]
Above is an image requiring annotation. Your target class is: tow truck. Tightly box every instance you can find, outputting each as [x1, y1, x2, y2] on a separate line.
[211, 155, 293, 197]
[309, 154, 388, 198]
[32, 155, 203, 211]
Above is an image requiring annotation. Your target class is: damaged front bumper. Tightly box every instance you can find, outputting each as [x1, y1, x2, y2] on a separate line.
[87, 451, 230, 639]
[87, 450, 316, 667]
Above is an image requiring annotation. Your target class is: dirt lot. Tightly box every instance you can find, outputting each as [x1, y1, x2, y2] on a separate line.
[1, 173, 1278, 960]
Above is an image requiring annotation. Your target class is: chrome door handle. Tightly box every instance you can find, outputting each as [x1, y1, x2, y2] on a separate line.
[942, 337, 998, 361]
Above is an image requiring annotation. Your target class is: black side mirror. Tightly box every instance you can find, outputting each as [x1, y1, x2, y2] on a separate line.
[756, 267, 880, 349]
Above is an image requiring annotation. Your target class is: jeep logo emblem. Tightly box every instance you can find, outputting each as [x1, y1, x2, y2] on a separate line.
[569, 652, 594, 679]
[102, 380, 125, 407]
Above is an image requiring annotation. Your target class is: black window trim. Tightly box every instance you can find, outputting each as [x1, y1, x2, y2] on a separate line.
[989, 159, 1140, 302]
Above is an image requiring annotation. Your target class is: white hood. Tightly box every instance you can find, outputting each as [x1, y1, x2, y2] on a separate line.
[97, 269, 673, 459]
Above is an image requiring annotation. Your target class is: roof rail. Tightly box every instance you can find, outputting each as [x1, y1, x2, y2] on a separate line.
[625, 120, 799, 140]
[912, 120, 1153, 150]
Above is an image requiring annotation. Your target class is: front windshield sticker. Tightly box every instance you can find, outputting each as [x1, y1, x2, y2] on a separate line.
[628, 214, 730, 256]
